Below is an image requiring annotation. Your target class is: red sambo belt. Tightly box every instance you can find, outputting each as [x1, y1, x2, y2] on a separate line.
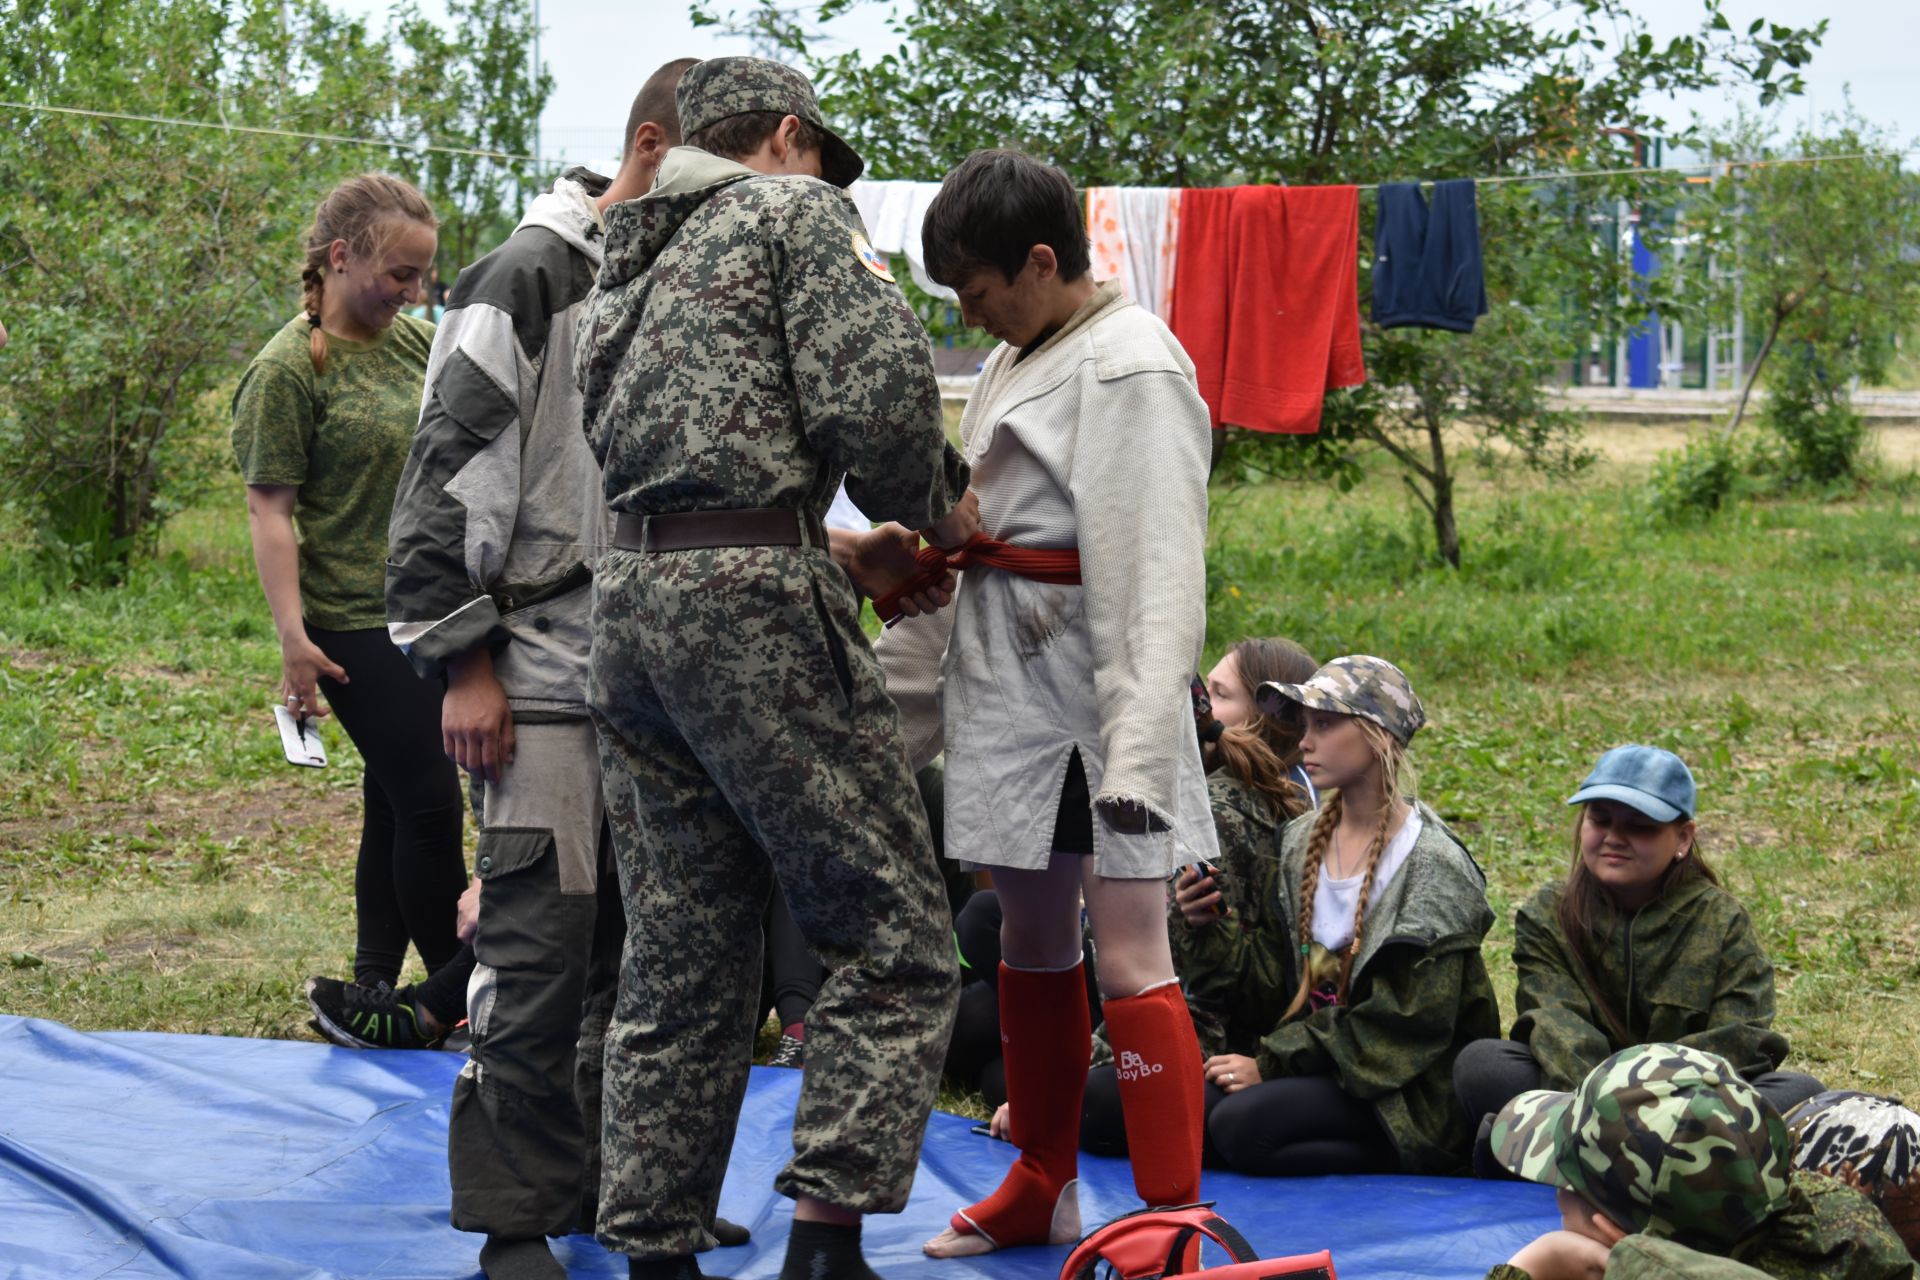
[872, 534, 1082, 625]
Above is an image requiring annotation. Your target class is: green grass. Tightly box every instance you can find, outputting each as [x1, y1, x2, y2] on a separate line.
[2, 427, 1918, 1099]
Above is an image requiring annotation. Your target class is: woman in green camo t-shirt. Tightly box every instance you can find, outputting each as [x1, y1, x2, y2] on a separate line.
[232, 173, 467, 1028]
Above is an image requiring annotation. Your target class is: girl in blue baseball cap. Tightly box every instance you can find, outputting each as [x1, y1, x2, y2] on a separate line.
[1455, 745, 1826, 1162]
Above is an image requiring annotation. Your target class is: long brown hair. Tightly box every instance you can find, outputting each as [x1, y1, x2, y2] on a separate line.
[1285, 719, 1410, 1015]
[1209, 637, 1318, 824]
[1557, 807, 1720, 1043]
[300, 174, 437, 374]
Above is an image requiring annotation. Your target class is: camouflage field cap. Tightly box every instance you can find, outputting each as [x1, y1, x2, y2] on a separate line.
[1256, 655, 1426, 745]
[1491, 1043, 1793, 1250]
[676, 56, 864, 188]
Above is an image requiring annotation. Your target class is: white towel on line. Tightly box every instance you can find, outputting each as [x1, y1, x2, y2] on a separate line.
[850, 179, 958, 301]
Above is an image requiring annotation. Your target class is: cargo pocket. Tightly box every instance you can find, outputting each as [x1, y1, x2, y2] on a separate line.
[473, 827, 566, 974]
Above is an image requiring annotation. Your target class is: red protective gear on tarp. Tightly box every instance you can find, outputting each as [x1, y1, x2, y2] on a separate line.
[950, 962, 1092, 1247]
[1102, 980, 1205, 1212]
[1059, 1203, 1337, 1280]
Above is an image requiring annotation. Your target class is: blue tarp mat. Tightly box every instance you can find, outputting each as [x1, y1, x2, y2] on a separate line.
[0, 1015, 1556, 1278]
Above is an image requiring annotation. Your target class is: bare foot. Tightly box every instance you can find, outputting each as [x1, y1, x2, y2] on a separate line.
[923, 1225, 998, 1259]
[921, 1183, 1080, 1258]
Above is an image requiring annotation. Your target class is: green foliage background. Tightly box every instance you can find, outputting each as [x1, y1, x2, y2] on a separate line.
[0, 0, 551, 581]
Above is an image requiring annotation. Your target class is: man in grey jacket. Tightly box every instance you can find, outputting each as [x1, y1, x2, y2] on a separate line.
[314, 58, 745, 1280]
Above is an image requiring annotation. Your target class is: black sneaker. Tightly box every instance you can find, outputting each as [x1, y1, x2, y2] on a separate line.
[305, 977, 443, 1050]
[767, 1032, 805, 1069]
[1471, 1111, 1520, 1181]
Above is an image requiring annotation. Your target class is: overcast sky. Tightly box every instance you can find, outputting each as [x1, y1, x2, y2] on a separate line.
[338, 0, 1914, 174]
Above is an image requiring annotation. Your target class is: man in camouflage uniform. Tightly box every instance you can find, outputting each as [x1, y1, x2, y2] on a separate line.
[1486, 1042, 1913, 1280]
[574, 56, 976, 1280]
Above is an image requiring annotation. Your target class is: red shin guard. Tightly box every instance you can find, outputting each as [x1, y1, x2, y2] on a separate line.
[950, 962, 1090, 1246]
[1101, 980, 1204, 1210]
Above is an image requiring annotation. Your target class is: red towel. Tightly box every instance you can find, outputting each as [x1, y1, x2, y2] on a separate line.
[1168, 185, 1367, 434]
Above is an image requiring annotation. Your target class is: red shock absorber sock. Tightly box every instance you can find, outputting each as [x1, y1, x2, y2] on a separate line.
[949, 962, 1090, 1247]
[1101, 979, 1204, 1210]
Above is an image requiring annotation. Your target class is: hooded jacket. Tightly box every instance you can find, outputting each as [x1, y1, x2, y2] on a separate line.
[573, 146, 966, 530]
[386, 168, 613, 716]
[1181, 800, 1501, 1174]
[1510, 874, 1790, 1091]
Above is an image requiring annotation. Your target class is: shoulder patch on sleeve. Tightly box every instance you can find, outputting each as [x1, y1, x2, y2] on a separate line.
[852, 231, 896, 283]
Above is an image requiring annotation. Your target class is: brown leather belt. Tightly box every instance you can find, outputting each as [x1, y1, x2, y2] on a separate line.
[613, 507, 829, 553]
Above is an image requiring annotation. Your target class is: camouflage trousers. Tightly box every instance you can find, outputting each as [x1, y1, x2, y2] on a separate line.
[449, 718, 625, 1239]
[588, 545, 959, 1260]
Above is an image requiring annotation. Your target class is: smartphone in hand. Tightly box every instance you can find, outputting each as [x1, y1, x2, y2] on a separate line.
[273, 704, 327, 768]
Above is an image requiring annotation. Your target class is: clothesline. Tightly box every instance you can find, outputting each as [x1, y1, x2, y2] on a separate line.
[1353, 148, 1920, 190]
[5, 100, 1912, 186]
[0, 101, 540, 164]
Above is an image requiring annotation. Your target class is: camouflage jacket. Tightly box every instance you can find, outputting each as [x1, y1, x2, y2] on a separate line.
[1510, 875, 1790, 1092]
[1486, 1173, 1914, 1280]
[1187, 800, 1501, 1174]
[1172, 771, 1290, 1059]
[574, 146, 966, 529]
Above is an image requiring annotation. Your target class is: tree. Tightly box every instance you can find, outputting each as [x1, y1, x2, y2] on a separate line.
[1693, 112, 1920, 482]
[700, 0, 1823, 564]
[0, 0, 380, 578]
[0, 0, 550, 583]
[390, 0, 555, 273]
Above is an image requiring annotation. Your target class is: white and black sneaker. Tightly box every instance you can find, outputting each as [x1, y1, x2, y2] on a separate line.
[767, 1032, 805, 1069]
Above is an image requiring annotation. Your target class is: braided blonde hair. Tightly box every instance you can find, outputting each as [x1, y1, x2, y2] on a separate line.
[1285, 719, 1411, 1015]
[299, 174, 437, 374]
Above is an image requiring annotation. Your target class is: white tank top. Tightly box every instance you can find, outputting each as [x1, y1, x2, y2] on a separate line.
[1312, 810, 1422, 951]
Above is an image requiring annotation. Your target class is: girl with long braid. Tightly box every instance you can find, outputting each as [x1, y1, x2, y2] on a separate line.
[1188, 656, 1500, 1176]
[234, 174, 468, 1039]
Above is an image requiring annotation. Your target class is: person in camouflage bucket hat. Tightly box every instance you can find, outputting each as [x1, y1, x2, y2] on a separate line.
[1485, 1043, 1915, 1280]
[1255, 655, 1426, 746]
[1493, 1042, 1791, 1249]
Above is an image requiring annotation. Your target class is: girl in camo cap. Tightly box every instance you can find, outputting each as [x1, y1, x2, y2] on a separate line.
[1189, 655, 1501, 1176]
[1454, 744, 1825, 1150]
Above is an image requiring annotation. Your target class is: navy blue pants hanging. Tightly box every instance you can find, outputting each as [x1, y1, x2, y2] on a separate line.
[1372, 179, 1490, 333]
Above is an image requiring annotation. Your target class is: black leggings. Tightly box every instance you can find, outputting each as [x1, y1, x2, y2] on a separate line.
[761, 883, 826, 1031]
[1452, 1037, 1827, 1126]
[308, 624, 467, 987]
[1081, 1067, 1398, 1176]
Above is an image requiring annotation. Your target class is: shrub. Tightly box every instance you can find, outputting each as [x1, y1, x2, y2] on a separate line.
[1647, 434, 1739, 524]
[1763, 344, 1870, 485]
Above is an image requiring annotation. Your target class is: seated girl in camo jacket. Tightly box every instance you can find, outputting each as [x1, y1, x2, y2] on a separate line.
[1090, 655, 1500, 1177]
[1453, 744, 1825, 1164]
